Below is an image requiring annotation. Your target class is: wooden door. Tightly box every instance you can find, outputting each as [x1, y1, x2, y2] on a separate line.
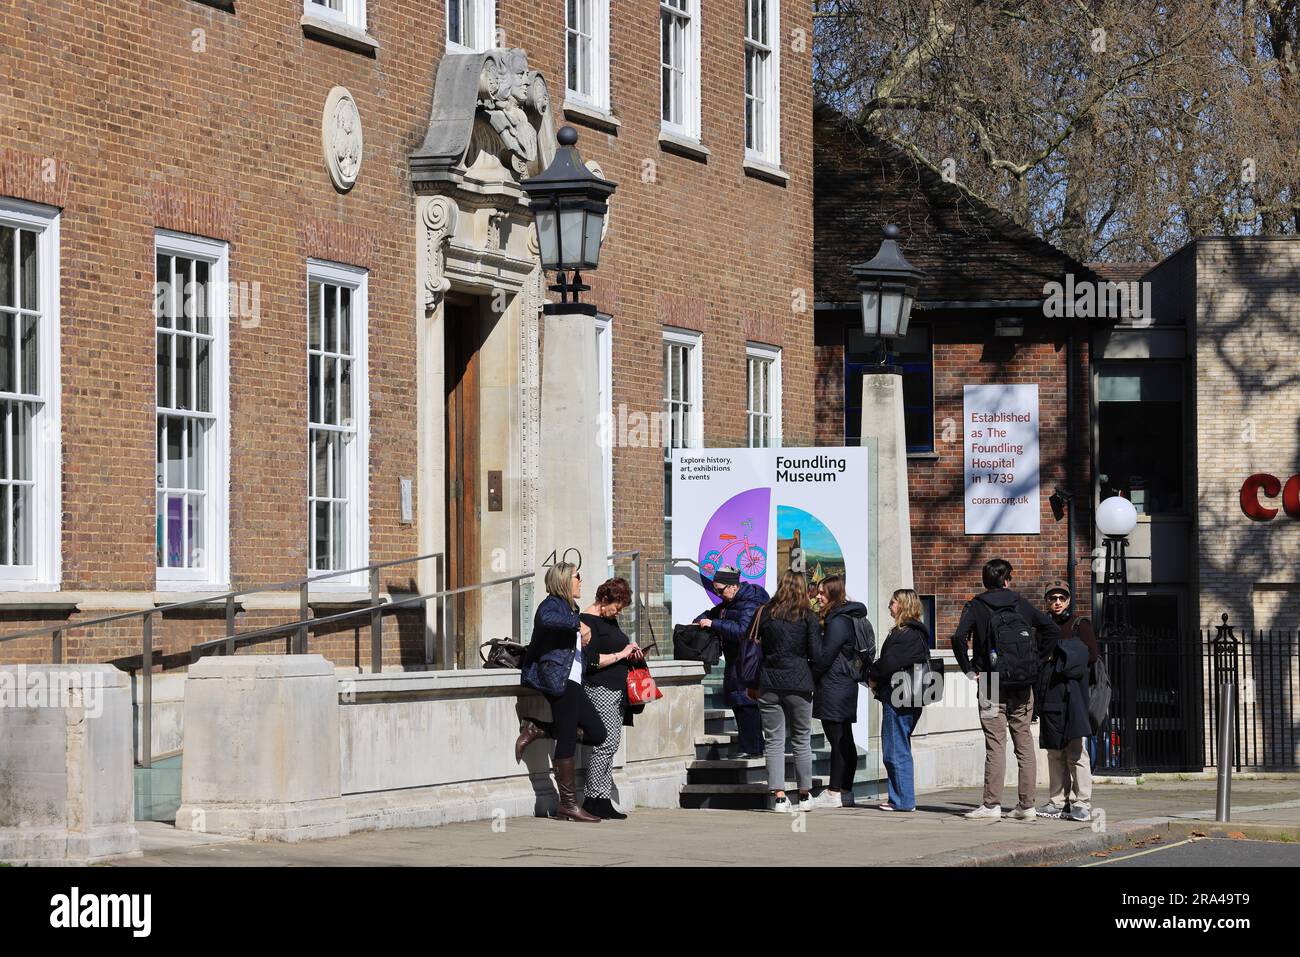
[445, 299, 481, 666]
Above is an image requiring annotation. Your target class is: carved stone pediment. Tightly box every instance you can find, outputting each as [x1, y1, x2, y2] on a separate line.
[410, 49, 556, 190]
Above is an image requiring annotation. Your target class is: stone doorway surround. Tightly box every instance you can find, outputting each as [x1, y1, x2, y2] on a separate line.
[410, 49, 557, 664]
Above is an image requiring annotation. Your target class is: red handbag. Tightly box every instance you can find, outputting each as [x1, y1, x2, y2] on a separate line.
[626, 652, 663, 704]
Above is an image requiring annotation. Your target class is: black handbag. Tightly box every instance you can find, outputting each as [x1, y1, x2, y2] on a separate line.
[479, 638, 526, 669]
[673, 623, 722, 666]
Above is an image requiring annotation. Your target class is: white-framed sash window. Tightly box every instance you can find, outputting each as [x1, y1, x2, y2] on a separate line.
[745, 0, 781, 164]
[155, 231, 229, 588]
[746, 343, 781, 447]
[305, 0, 367, 32]
[660, 0, 702, 139]
[567, 0, 611, 113]
[0, 199, 60, 589]
[307, 260, 369, 586]
[447, 0, 496, 52]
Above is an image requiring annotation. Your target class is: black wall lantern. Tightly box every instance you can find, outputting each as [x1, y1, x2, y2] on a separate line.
[521, 125, 616, 314]
[851, 224, 924, 362]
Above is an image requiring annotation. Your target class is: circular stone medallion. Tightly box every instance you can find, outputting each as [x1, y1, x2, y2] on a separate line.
[322, 86, 363, 192]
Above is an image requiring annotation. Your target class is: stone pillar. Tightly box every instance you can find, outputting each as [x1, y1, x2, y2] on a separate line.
[0, 664, 140, 865]
[177, 655, 347, 842]
[535, 306, 609, 592]
[860, 368, 915, 629]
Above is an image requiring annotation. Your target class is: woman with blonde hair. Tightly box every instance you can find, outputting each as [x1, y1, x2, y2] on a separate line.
[866, 588, 932, 812]
[514, 562, 607, 823]
[750, 570, 823, 812]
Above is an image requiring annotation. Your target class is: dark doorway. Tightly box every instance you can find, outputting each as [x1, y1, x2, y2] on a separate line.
[445, 297, 482, 667]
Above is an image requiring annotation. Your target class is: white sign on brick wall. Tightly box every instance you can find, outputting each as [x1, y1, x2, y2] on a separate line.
[964, 384, 1040, 534]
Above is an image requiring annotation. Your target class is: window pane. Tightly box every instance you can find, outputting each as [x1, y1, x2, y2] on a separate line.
[339, 286, 352, 355]
[188, 492, 205, 569]
[196, 336, 210, 413]
[156, 492, 165, 567]
[448, 0, 462, 44]
[155, 254, 169, 326]
[166, 417, 184, 488]
[308, 281, 322, 350]
[195, 259, 210, 336]
[340, 357, 352, 427]
[332, 501, 347, 569]
[313, 431, 328, 498]
[12, 402, 29, 482]
[324, 355, 337, 424]
[0, 227, 13, 308]
[333, 431, 347, 498]
[156, 334, 170, 408]
[0, 314, 12, 393]
[314, 501, 330, 569]
[187, 419, 206, 492]
[175, 258, 192, 333]
[324, 282, 338, 353]
[21, 315, 37, 395]
[309, 354, 321, 423]
[19, 229, 37, 312]
[0, 485, 9, 565]
[0, 402, 10, 480]
[175, 333, 192, 409]
[165, 495, 185, 567]
[568, 24, 579, 91]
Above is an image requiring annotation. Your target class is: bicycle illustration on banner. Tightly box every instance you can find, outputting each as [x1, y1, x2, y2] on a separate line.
[700, 518, 768, 581]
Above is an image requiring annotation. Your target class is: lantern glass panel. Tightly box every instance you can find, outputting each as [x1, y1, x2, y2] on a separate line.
[559, 205, 585, 268]
[535, 209, 560, 269]
[583, 208, 604, 267]
[860, 287, 880, 337]
[879, 288, 905, 338]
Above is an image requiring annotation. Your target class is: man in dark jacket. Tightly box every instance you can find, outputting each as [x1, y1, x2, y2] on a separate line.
[694, 566, 768, 757]
[1036, 581, 1096, 821]
[950, 559, 1060, 821]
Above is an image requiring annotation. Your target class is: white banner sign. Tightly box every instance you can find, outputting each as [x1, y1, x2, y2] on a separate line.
[963, 384, 1040, 534]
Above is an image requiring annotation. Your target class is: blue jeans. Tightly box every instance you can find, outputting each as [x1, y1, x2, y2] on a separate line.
[881, 700, 921, 810]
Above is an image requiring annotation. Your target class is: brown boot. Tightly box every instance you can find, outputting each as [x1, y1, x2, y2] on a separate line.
[553, 758, 601, 823]
[514, 719, 549, 763]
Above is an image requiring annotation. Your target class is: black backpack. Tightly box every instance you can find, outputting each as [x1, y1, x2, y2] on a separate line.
[844, 614, 876, 682]
[975, 596, 1039, 690]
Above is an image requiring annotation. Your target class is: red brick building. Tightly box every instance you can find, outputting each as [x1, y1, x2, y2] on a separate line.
[814, 106, 1102, 640]
[0, 1, 813, 668]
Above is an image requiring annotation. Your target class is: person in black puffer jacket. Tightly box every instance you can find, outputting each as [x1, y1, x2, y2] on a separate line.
[693, 566, 769, 758]
[750, 570, 823, 813]
[867, 589, 932, 813]
[810, 575, 872, 808]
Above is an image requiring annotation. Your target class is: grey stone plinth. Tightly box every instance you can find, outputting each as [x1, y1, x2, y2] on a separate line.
[859, 372, 915, 623]
[0, 664, 140, 865]
[178, 655, 346, 842]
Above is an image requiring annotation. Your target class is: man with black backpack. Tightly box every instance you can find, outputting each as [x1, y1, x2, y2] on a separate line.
[950, 559, 1060, 821]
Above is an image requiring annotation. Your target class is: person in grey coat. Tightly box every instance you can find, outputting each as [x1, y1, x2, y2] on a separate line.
[810, 575, 871, 807]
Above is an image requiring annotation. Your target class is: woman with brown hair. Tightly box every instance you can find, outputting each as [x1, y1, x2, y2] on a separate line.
[750, 570, 823, 812]
[810, 575, 872, 808]
[866, 588, 932, 812]
[579, 577, 641, 820]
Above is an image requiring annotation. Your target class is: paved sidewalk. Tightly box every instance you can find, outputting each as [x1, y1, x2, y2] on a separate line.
[114, 780, 1300, 867]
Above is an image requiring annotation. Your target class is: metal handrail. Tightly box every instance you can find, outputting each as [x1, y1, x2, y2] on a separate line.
[607, 550, 641, 648]
[0, 551, 445, 649]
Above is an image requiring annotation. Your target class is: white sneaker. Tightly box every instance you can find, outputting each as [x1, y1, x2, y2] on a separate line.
[1008, 806, 1037, 821]
[964, 804, 1002, 820]
[772, 796, 792, 813]
[812, 790, 843, 809]
[798, 794, 813, 813]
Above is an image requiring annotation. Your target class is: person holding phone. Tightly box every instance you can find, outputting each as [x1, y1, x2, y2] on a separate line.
[580, 577, 641, 820]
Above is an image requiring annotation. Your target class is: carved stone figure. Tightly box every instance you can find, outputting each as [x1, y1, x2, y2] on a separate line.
[322, 86, 363, 191]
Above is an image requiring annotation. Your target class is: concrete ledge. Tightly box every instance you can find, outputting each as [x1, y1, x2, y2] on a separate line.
[562, 101, 621, 134]
[345, 660, 705, 697]
[176, 798, 349, 843]
[658, 130, 710, 161]
[300, 13, 379, 56]
[0, 823, 141, 866]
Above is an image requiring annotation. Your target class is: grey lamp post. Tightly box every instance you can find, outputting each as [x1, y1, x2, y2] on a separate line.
[849, 223, 923, 633]
[520, 125, 616, 315]
[851, 223, 924, 364]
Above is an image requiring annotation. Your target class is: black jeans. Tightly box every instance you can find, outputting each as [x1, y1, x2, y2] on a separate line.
[821, 719, 858, 791]
[734, 704, 763, 755]
[545, 680, 607, 760]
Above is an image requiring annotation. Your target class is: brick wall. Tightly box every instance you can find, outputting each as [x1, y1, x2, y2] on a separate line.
[816, 311, 1094, 639]
[1194, 238, 1300, 632]
[0, 1, 812, 664]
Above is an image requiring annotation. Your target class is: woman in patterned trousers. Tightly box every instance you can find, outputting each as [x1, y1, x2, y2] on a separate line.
[580, 578, 640, 820]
